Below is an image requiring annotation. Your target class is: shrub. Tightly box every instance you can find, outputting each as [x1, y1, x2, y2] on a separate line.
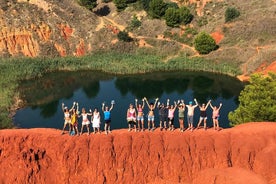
[78, 0, 97, 10]
[164, 7, 180, 27]
[179, 6, 193, 25]
[225, 7, 240, 22]
[148, 0, 167, 18]
[128, 15, 142, 30]
[117, 31, 133, 42]
[194, 32, 218, 54]
[229, 73, 276, 126]
[114, 0, 127, 11]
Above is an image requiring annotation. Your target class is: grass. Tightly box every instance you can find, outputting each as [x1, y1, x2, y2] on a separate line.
[0, 51, 241, 128]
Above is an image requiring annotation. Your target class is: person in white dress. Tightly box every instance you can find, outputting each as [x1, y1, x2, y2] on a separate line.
[91, 108, 101, 134]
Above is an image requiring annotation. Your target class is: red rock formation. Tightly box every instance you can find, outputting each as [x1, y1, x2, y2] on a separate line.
[0, 123, 275, 183]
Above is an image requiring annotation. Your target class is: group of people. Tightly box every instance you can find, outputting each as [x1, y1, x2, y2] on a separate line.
[61, 101, 114, 135]
[61, 97, 222, 136]
[127, 98, 222, 132]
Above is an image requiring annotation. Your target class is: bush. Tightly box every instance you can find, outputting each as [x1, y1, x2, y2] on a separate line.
[117, 31, 133, 42]
[164, 7, 180, 27]
[194, 32, 218, 54]
[225, 7, 240, 22]
[78, 0, 97, 10]
[114, 0, 128, 11]
[128, 15, 142, 30]
[229, 73, 276, 126]
[148, 0, 167, 18]
[179, 6, 193, 25]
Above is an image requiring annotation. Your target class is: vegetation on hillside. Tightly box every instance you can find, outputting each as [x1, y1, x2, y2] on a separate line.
[229, 73, 276, 126]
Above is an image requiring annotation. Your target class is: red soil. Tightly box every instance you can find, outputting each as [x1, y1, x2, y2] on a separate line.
[0, 123, 276, 183]
[211, 31, 224, 44]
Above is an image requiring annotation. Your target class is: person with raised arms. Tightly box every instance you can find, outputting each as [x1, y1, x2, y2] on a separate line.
[91, 108, 101, 134]
[167, 99, 178, 131]
[102, 100, 114, 135]
[135, 98, 145, 132]
[158, 101, 168, 131]
[186, 99, 198, 131]
[61, 102, 76, 135]
[79, 107, 92, 135]
[210, 102, 223, 131]
[127, 103, 137, 132]
[178, 100, 185, 132]
[70, 102, 80, 136]
[144, 97, 159, 131]
[196, 100, 211, 130]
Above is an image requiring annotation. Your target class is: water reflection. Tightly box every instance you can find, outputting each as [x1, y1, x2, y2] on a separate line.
[15, 71, 244, 129]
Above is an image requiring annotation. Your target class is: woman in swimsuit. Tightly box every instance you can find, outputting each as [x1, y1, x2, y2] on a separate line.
[61, 102, 76, 135]
[79, 108, 92, 135]
[178, 100, 185, 132]
[91, 108, 101, 134]
[70, 102, 80, 136]
[144, 97, 159, 131]
[210, 102, 222, 130]
[127, 103, 137, 132]
[135, 98, 145, 131]
[196, 100, 211, 130]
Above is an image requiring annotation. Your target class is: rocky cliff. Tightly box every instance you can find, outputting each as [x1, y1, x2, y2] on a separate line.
[0, 123, 275, 184]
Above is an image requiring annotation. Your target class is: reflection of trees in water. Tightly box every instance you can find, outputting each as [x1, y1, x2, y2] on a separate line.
[82, 81, 100, 98]
[115, 72, 244, 103]
[18, 71, 109, 106]
[115, 77, 190, 99]
[34, 100, 59, 118]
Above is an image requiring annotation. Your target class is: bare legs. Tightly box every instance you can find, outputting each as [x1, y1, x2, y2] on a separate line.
[80, 125, 90, 135]
[179, 118, 184, 132]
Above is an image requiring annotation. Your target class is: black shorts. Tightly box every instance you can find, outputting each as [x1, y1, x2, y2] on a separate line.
[168, 117, 174, 125]
[160, 115, 167, 122]
[128, 121, 136, 125]
[105, 119, 111, 124]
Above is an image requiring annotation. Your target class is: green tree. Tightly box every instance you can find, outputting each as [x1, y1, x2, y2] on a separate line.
[229, 73, 276, 126]
[128, 15, 142, 30]
[225, 7, 240, 22]
[78, 0, 97, 10]
[117, 31, 133, 42]
[179, 6, 193, 25]
[114, 0, 128, 11]
[164, 7, 180, 27]
[194, 32, 217, 54]
[148, 0, 167, 18]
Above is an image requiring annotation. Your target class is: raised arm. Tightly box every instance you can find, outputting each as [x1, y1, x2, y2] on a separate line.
[144, 97, 150, 108]
[173, 101, 177, 110]
[102, 102, 105, 112]
[135, 99, 138, 109]
[61, 103, 65, 111]
[142, 98, 145, 109]
[194, 98, 199, 108]
[218, 103, 223, 111]
[210, 102, 214, 110]
[69, 102, 76, 112]
[205, 100, 211, 110]
[153, 98, 159, 108]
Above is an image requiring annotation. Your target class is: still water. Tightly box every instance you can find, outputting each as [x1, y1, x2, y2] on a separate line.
[14, 71, 244, 129]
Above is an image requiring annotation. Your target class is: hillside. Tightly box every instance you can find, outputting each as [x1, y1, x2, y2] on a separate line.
[0, 123, 275, 183]
[0, 0, 275, 76]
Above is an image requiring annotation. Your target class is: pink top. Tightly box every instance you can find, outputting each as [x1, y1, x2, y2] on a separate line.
[128, 108, 136, 118]
[168, 109, 175, 118]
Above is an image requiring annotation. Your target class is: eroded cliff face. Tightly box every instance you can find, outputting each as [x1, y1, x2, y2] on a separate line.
[0, 0, 100, 57]
[0, 123, 275, 184]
